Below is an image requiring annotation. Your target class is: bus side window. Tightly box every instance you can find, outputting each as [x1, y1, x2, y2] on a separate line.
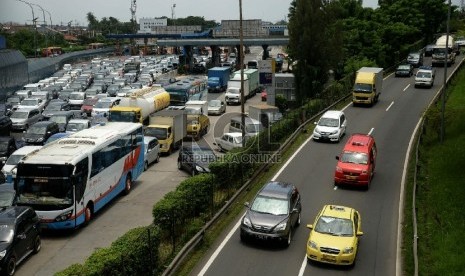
[74, 157, 88, 202]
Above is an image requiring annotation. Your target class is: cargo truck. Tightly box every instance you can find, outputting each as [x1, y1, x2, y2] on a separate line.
[146, 110, 186, 155]
[207, 67, 231, 92]
[432, 35, 457, 66]
[184, 100, 210, 140]
[109, 87, 170, 125]
[352, 67, 383, 106]
[225, 75, 249, 105]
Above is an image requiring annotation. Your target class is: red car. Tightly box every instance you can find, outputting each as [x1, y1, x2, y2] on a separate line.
[81, 97, 99, 117]
[261, 89, 267, 101]
[334, 133, 377, 189]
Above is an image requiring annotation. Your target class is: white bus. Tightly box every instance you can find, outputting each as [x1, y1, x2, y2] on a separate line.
[15, 122, 145, 230]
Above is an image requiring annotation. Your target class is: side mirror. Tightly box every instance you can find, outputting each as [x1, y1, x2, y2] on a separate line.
[335, 156, 339, 160]
[357, 231, 364, 236]
[306, 224, 313, 229]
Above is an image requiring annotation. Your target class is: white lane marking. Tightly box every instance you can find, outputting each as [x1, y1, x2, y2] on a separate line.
[297, 254, 308, 276]
[368, 128, 375, 135]
[333, 185, 338, 190]
[403, 84, 410, 91]
[386, 101, 394, 111]
[198, 218, 243, 276]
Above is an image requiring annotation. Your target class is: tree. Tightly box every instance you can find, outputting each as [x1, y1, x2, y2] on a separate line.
[288, 0, 343, 103]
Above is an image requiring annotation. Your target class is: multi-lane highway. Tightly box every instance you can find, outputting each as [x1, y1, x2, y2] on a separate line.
[15, 46, 276, 276]
[189, 57, 463, 276]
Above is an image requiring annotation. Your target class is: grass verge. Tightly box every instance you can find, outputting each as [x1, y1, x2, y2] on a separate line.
[402, 66, 465, 276]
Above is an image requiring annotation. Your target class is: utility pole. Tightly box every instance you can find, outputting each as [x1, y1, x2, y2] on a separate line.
[239, 0, 246, 147]
[441, 0, 451, 143]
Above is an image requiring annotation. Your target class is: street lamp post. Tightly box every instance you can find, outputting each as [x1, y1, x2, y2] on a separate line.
[17, 0, 37, 57]
[32, 3, 48, 53]
[45, 10, 54, 44]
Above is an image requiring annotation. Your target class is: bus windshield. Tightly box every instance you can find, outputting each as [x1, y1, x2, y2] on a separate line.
[16, 164, 74, 209]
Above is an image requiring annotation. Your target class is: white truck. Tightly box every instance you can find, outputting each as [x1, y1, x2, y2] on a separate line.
[225, 74, 250, 105]
[146, 110, 187, 155]
[432, 35, 457, 66]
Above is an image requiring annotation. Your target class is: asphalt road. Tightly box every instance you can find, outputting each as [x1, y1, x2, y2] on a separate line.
[15, 46, 275, 276]
[190, 57, 463, 276]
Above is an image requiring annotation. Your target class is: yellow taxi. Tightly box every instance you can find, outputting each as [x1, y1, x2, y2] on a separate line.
[306, 205, 363, 266]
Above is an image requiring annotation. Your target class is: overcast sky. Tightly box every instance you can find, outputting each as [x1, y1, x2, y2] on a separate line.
[0, 0, 461, 27]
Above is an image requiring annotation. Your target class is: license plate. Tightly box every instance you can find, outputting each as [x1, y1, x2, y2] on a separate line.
[256, 234, 267, 240]
[346, 175, 357, 180]
[322, 254, 336, 261]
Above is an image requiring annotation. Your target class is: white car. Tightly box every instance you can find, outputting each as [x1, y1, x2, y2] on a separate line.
[1, 146, 42, 182]
[214, 132, 244, 152]
[16, 98, 46, 112]
[313, 110, 347, 142]
[65, 119, 92, 133]
[143, 136, 160, 171]
[92, 97, 121, 117]
[414, 66, 435, 88]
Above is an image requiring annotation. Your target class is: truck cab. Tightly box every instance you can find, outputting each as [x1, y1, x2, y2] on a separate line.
[184, 100, 210, 141]
[352, 67, 383, 106]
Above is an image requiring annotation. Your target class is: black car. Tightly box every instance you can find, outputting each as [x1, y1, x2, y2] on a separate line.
[177, 144, 217, 176]
[0, 137, 17, 168]
[23, 121, 59, 145]
[0, 206, 41, 276]
[395, 64, 414, 77]
[0, 116, 12, 136]
[240, 181, 302, 247]
[42, 100, 71, 119]
[48, 111, 75, 132]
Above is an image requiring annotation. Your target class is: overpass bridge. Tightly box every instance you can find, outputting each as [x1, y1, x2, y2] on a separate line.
[106, 33, 289, 68]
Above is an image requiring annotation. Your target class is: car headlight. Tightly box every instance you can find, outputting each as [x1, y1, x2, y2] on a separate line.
[275, 221, 287, 231]
[330, 130, 338, 135]
[55, 210, 73, 222]
[308, 240, 318, 249]
[195, 165, 206, 172]
[0, 249, 6, 260]
[37, 137, 44, 142]
[343, 247, 354, 254]
[314, 128, 321, 134]
[242, 216, 251, 227]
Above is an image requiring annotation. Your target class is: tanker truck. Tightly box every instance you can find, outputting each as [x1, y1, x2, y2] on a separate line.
[108, 86, 170, 125]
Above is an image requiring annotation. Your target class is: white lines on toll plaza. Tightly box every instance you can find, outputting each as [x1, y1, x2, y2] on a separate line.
[403, 84, 410, 91]
[386, 101, 394, 111]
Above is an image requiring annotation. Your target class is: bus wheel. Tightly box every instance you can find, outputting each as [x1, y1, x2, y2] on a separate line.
[84, 205, 92, 225]
[123, 176, 132, 195]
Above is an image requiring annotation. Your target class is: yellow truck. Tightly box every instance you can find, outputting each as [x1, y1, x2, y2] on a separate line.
[109, 86, 170, 125]
[184, 100, 210, 140]
[352, 67, 383, 106]
[145, 110, 187, 155]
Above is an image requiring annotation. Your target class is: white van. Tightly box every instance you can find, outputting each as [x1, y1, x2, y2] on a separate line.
[229, 116, 263, 137]
[23, 83, 44, 92]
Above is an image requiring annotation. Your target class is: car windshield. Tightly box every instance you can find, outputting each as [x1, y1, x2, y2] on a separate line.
[398, 65, 410, 70]
[318, 117, 339, 127]
[50, 116, 68, 124]
[0, 224, 14, 243]
[21, 99, 37, 106]
[66, 122, 87, 132]
[95, 101, 112, 108]
[340, 151, 368, 165]
[314, 216, 354, 236]
[10, 111, 28, 119]
[144, 127, 167, 140]
[5, 154, 24, 165]
[45, 104, 63, 111]
[69, 94, 84, 100]
[27, 126, 47, 135]
[417, 72, 432, 78]
[408, 53, 420, 59]
[250, 195, 289, 216]
[0, 142, 10, 151]
[209, 100, 221, 107]
[0, 190, 15, 208]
